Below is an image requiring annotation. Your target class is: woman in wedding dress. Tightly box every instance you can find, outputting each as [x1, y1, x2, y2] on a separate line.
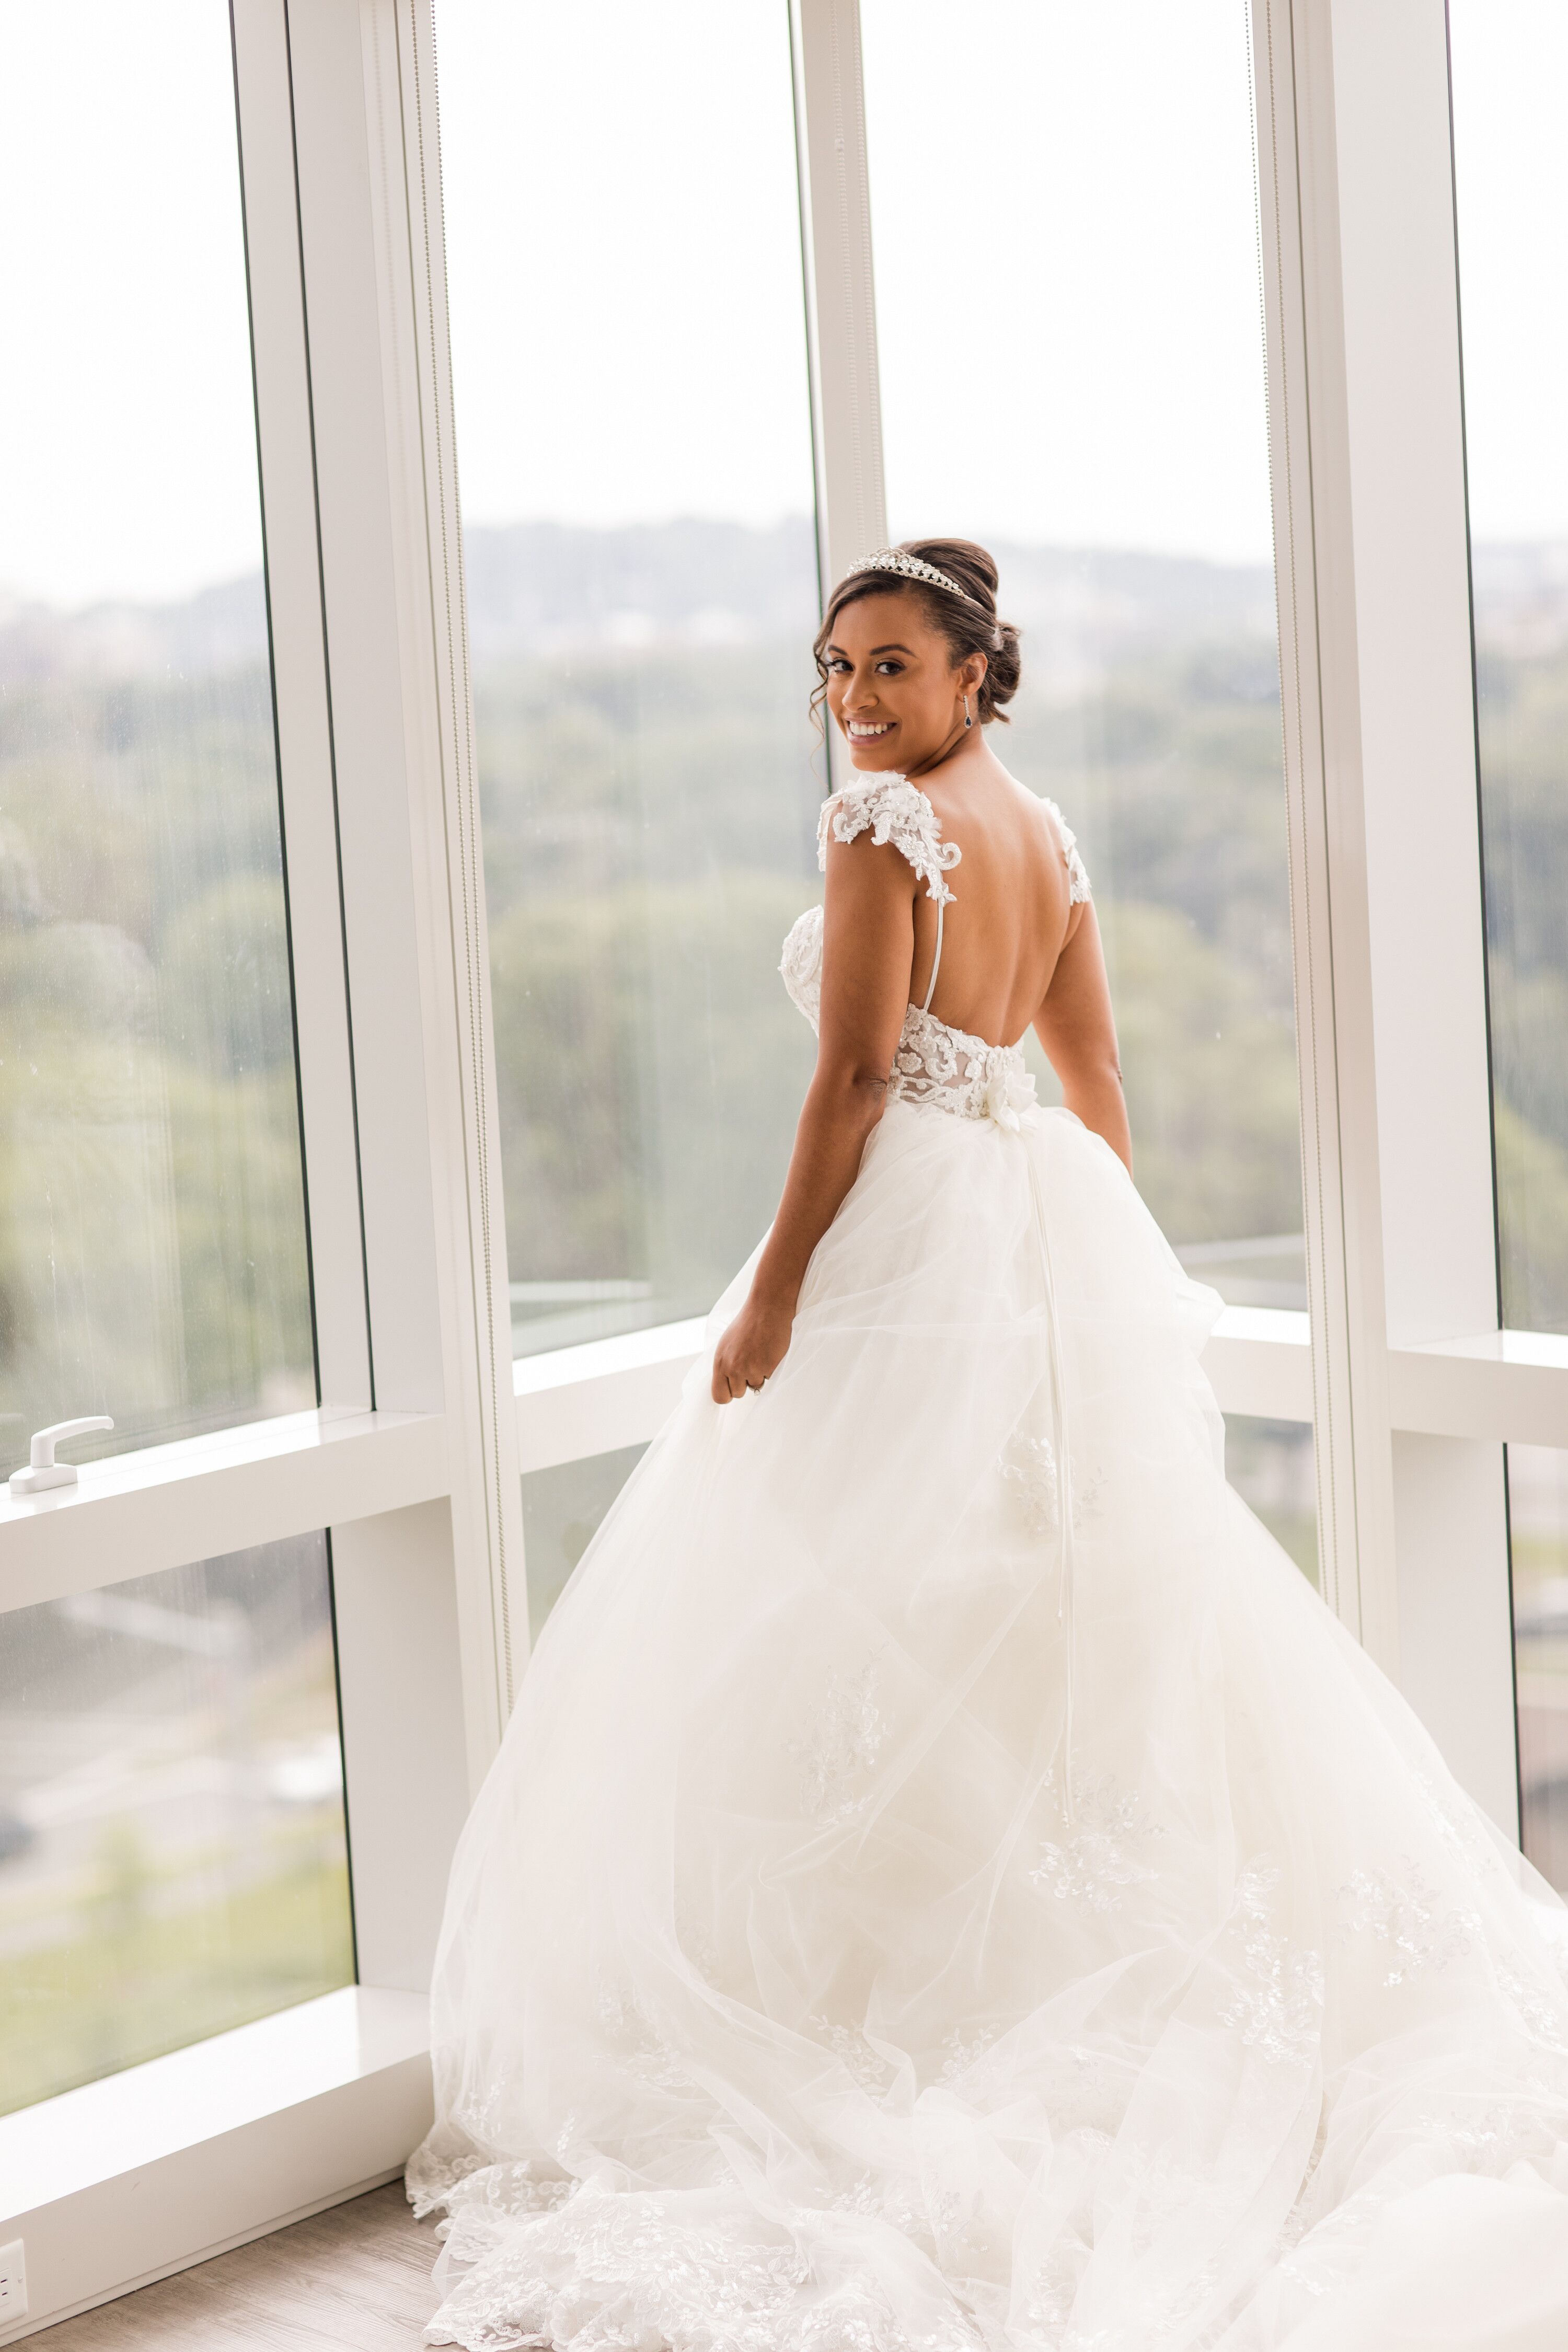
[410, 540, 1568, 2350]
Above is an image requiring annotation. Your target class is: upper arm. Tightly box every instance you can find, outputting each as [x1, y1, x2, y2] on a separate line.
[816, 829, 918, 1088]
[1032, 902, 1122, 1089]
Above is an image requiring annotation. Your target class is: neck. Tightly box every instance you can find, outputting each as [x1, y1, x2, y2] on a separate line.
[905, 725, 997, 785]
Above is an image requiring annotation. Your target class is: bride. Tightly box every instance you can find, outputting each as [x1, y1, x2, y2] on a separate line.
[410, 540, 1568, 2349]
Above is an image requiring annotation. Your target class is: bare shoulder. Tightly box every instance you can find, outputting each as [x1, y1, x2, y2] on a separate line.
[986, 769, 1092, 902]
[936, 764, 1065, 866]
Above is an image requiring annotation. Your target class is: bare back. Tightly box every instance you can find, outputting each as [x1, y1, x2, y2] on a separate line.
[912, 767, 1083, 1048]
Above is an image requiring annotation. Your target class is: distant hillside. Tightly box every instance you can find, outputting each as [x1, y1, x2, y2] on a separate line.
[0, 572, 269, 686]
[6, 520, 1561, 688]
[1472, 541, 1568, 656]
[0, 519, 1277, 687]
[462, 517, 818, 659]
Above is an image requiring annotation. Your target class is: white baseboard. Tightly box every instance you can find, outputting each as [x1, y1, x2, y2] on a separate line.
[0, 1987, 431, 2343]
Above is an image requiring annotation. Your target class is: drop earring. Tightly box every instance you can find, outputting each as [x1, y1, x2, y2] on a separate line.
[963, 696, 973, 730]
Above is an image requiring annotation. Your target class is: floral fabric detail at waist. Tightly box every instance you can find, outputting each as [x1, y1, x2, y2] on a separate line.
[887, 1005, 1038, 1129]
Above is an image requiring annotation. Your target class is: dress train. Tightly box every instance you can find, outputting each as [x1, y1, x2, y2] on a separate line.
[409, 779, 1568, 2349]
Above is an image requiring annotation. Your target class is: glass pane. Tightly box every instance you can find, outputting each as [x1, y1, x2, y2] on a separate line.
[0, 1534, 352, 2116]
[861, 0, 1302, 1303]
[1450, 4, 1568, 1332]
[1506, 1446, 1568, 1894]
[1224, 1415, 1318, 1588]
[522, 1445, 647, 1634]
[435, 0, 821, 1358]
[0, 4, 313, 1474]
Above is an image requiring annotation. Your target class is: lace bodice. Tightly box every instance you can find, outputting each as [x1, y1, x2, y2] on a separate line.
[780, 774, 1090, 1126]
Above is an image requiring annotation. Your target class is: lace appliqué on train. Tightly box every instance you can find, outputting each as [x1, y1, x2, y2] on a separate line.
[1005, 1432, 1061, 1535]
[427, 2175, 990, 2352]
[1030, 1775, 1165, 1914]
[1336, 1860, 1481, 1987]
[1002, 1428, 1104, 1540]
[430, 2183, 812, 2352]
[817, 776, 961, 906]
[595, 1980, 697, 2094]
[1497, 1962, 1568, 2058]
[1217, 1863, 1324, 2068]
[788, 1658, 887, 1826]
[408, 2132, 574, 2226]
[812, 2019, 900, 2095]
[407, 2132, 497, 2222]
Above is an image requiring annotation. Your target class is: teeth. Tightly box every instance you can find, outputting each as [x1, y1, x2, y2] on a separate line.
[849, 721, 891, 736]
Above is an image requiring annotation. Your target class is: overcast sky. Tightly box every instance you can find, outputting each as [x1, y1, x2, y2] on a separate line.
[1, 0, 1562, 608]
[1, 1, 261, 608]
[1449, 0, 1568, 544]
[863, 0, 1273, 562]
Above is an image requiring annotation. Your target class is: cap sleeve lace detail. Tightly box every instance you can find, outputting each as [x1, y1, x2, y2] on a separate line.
[1044, 797, 1092, 904]
[817, 776, 961, 907]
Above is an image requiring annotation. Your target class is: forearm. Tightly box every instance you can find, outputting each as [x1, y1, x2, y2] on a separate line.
[1062, 1067, 1133, 1174]
[751, 1065, 889, 1308]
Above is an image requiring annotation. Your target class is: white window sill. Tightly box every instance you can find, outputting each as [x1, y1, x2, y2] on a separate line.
[513, 1306, 1568, 1465]
[515, 1317, 708, 1471]
[1389, 1325, 1568, 1445]
[1202, 1306, 1313, 1419]
[512, 1306, 1320, 1466]
[0, 1986, 431, 2343]
[0, 1409, 450, 1615]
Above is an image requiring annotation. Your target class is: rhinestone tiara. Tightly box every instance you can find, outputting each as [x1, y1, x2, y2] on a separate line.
[845, 548, 970, 599]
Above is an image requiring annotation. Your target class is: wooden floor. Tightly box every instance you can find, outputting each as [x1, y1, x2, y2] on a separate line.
[33, 2181, 443, 2350]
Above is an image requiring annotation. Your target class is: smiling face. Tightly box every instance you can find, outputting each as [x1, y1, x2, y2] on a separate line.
[822, 589, 987, 775]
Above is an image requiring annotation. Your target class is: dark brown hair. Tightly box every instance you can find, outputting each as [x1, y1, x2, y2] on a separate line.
[812, 537, 1023, 728]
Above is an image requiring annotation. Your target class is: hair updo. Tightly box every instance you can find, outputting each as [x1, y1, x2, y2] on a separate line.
[812, 537, 1023, 726]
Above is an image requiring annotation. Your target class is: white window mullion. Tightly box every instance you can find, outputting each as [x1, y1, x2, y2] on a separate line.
[283, 0, 524, 1785]
[1252, 0, 1399, 1665]
[371, 0, 530, 1728]
[1253, 0, 1515, 1834]
[790, 0, 886, 607]
[232, 0, 374, 1412]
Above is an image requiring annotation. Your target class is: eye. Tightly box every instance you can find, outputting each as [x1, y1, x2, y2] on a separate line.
[875, 660, 905, 675]
[826, 656, 851, 675]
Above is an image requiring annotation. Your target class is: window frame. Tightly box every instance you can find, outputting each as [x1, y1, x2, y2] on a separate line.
[3, 0, 1565, 2334]
[0, 0, 514, 2328]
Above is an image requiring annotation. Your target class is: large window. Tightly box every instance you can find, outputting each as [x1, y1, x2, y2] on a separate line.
[861, 0, 1302, 1308]
[0, 1, 313, 1477]
[520, 1445, 648, 1634]
[0, 0, 350, 2135]
[0, 1534, 351, 2116]
[1224, 1416, 1318, 1588]
[1450, 1, 1568, 1333]
[436, 0, 822, 1358]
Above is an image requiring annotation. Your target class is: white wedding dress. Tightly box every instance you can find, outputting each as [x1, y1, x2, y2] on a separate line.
[410, 776, 1568, 2350]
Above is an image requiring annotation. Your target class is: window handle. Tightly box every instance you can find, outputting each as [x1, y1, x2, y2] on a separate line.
[9, 1416, 115, 1497]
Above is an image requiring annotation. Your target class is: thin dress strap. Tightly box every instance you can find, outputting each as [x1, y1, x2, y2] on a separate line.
[920, 899, 944, 1014]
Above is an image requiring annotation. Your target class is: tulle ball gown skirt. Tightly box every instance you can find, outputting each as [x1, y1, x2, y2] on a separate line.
[409, 1098, 1568, 2351]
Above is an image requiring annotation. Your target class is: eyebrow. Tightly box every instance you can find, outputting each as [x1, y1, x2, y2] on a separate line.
[826, 641, 914, 657]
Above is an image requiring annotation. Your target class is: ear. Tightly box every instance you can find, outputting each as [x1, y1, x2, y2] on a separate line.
[957, 649, 989, 697]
